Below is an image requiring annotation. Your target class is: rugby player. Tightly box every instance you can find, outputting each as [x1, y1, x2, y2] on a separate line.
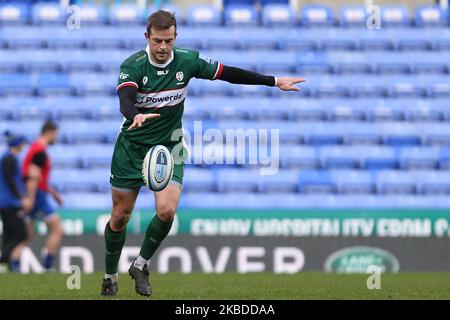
[101, 10, 304, 297]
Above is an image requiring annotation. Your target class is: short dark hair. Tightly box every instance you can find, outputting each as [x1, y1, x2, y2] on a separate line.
[41, 121, 58, 135]
[147, 10, 177, 35]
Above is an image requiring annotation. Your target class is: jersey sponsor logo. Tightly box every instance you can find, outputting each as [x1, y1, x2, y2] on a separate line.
[119, 72, 129, 80]
[143, 76, 148, 86]
[136, 87, 187, 108]
[157, 70, 169, 76]
[176, 71, 184, 81]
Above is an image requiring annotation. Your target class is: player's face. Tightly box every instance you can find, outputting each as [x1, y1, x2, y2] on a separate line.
[145, 26, 176, 64]
[47, 130, 58, 145]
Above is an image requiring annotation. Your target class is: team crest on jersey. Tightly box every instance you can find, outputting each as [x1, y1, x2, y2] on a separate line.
[176, 71, 184, 81]
[143, 76, 148, 86]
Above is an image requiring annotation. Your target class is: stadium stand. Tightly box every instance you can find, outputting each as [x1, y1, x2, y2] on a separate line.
[0, 1, 449, 209]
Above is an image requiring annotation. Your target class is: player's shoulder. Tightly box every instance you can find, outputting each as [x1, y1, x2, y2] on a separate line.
[121, 50, 148, 68]
[174, 47, 200, 61]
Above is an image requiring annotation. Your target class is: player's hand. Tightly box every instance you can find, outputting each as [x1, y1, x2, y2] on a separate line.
[128, 113, 161, 131]
[21, 197, 33, 214]
[50, 190, 64, 206]
[276, 77, 305, 91]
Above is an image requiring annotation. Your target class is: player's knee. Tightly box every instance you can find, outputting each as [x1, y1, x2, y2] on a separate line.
[111, 205, 132, 230]
[156, 203, 176, 222]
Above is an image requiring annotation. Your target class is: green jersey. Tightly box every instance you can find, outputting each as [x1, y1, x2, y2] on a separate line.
[117, 46, 223, 145]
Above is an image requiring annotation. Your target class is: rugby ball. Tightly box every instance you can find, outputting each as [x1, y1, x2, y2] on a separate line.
[142, 145, 174, 192]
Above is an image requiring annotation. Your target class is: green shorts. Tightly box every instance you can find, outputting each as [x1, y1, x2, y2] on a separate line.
[110, 133, 184, 191]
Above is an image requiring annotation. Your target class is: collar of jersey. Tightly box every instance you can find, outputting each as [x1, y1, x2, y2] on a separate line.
[146, 45, 174, 68]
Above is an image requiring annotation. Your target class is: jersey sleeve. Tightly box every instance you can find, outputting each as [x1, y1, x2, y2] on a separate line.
[117, 59, 141, 91]
[193, 51, 224, 80]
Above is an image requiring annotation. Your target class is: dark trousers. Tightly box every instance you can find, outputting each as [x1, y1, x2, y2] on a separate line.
[0, 207, 27, 264]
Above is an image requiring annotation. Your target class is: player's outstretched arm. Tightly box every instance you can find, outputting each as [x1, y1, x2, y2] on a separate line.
[217, 65, 305, 90]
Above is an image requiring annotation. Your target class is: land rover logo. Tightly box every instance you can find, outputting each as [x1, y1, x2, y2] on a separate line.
[324, 246, 400, 273]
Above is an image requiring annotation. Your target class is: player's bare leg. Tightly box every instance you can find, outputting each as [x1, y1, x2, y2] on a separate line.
[101, 188, 138, 297]
[129, 183, 181, 297]
[42, 215, 64, 271]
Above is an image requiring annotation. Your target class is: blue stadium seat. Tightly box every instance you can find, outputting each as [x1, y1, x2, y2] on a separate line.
[279, 145, 318, 169]
[415, 5, 447, 27]
[319, 146, 360, 169]
[287, 99, 326, 121]
[298, 170, 335, 194]
[78, 144, 114, 168]
[0, 73, 34, 96]
[69, 72, 116, 96]
[31, 3, 65, 25]
[331, 170, 374, 194]
[342, 122, 382, 145]
[63, 193, 111, 209]
[52, 168, 110, 193]
[439, 148, 450, 169]
[0, 2, 29, 24]
[183, 168, 216, 192]
[36, 73, 72, 96]
[217, 169, 260, 192]
[375, 170, 416, 194]
[422, 124, 450, 145]
[77, 4, 107, 25]
[109, 4, 143, 25]
[262, 4, 296, 27]
[300, 4, 334, 27]
[187, 5, 221, 26]
[380, 5, 410, 27]
[302, 122, 342, 145]
[380, 122, 422, 146]
[224, 4, 258, 26]
[59, 120, 122, 144]
[48, 145, 82, 168]
[146, 4, 184, 24]
[239, 28, 280, 50]
[339, 5, 366, 27]
[416, 171, 450, 194]
[258, 169, 299, 193]
[399, 146, 439, 170]
[360, 146, 398, 170]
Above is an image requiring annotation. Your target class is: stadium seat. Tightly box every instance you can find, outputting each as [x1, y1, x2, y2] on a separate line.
[300, 4, 334, 27]
[415, 5, 447, 27]
[63, 193, 111, 209]
[217, 169, 260, 193]
[380, 5, 410, 27]
[339, 5, 366, 27]
[48, 144, 82, 168]
[183, 168, 216, 192]
[0, 73, 34, 96]
[439, 148, 450, 169]
[279, 145, 318, 169]
[187, 5, 221, 26]
[423, 124, 450, 145]
[258, 169, 299, 193]
[224, 4, 258, 26]
[399, 146, 439, 170]
[319, 146, 360, 169]
[380, 122, 422, 146]
[77, 4, 107, 25]
[109, 4, 143, 25]
[262, 4, 296, 27]
[298, 170, 335, 194]
[360, 146, 398, 170]
[416, 171, 450, 194]
[375, 170, 416, 194]
[77, 144, 114, 168]
[31, 3, 65, 25]
[146, 4, 184, 24]
[331, 170, 374, 194]
[0, 2, 29, 24]
[36, 73, 72, 96]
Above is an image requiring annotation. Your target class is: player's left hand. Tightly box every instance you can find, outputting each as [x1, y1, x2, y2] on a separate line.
[276, 77, 305, 91]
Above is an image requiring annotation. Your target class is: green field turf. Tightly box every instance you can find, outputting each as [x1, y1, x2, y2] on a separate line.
[0, 272, 449, 300]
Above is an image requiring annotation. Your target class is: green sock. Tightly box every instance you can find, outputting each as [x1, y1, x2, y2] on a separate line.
[104, 221, 127, 274]
[139, 214, 173, 260]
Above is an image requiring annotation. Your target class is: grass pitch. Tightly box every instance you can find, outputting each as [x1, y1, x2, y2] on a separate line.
[0, 272, 449, 300]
